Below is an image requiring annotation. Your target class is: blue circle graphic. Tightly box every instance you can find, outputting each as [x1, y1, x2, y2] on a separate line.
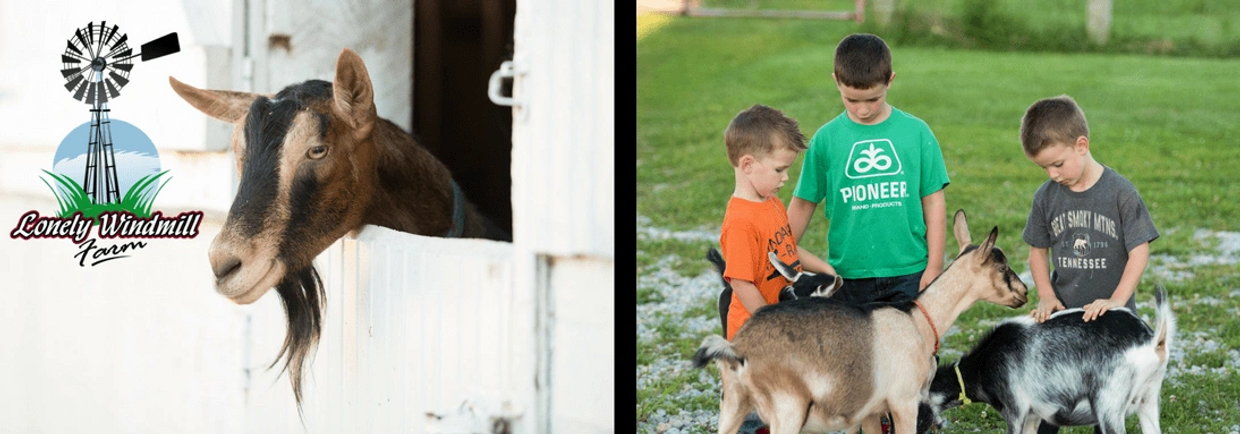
[53, 118, 161, 197]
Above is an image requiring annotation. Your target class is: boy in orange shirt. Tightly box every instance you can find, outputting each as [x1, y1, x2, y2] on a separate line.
[720, 104, 835, 340]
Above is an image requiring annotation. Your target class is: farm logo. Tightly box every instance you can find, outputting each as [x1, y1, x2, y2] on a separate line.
[845, 139, 902, 179]
[7, 21, 201, 267]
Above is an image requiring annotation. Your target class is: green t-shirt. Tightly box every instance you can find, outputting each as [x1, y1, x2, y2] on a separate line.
[793, 107, 950, 279]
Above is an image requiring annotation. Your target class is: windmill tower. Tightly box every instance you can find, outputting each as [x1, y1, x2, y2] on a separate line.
[61, 22, 179, 204]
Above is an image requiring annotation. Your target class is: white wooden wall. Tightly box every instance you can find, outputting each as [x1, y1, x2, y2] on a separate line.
[510, 0, 615, 260]
[239, 0, 413, 131]
[245, 226, 530, 433]
[510, 0, 615, 432]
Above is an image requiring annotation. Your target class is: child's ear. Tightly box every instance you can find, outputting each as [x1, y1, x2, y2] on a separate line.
[887, 71, 896, 87]
[1075, 136, 1090, 154]
[738, 154, 754, 173]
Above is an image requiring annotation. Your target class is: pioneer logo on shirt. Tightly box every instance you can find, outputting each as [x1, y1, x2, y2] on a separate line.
[845, 139, 902, 179]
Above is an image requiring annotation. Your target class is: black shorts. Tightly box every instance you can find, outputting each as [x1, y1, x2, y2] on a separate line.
[835, 269, 925, 304]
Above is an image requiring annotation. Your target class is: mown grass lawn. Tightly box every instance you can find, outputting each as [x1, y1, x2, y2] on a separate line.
[637, 13, 1240, 434]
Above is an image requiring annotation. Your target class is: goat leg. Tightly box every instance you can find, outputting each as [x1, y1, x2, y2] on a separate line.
[1014, 412, 1040, 434]
[716, 387, 751, 434]
[1136, 396, 1161, 434]
[889, 403, 918, 434]
[764, 393, 808, 434]
[859, 414, 882, 434]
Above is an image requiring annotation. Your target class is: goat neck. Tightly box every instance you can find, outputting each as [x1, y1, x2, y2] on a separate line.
[360, 118, 458, 236]
[910, 266, 980, 354]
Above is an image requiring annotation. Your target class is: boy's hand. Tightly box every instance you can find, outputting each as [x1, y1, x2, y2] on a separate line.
[1030, 297, 1065, 323]
[1082, 298, 1123, 322]
[918, 268, 940, 292]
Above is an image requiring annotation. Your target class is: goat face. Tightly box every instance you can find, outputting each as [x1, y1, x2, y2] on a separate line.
[768, 251, 844, 300]
[170, 49, 377, 304]
[951, 210, 1029, 308]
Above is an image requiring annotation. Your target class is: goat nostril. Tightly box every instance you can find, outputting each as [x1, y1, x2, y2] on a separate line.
[214, 257, 242, 281]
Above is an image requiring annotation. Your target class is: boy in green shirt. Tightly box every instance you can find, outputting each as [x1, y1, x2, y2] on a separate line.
[789, 33, 951, 304]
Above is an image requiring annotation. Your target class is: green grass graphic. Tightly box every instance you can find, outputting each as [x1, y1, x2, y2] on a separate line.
[40, 169, 171, 221]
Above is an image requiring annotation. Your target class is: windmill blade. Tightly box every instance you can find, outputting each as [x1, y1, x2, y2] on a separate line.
[72, 78, 89, 101]
[112, 62, 133, 72]
[85, 82, 97, 104]
[98, 80, 109, 104]
[103, 23, 118, 46]
[62, 54, 83, 64]
[64, 75, 84, 93]
[94, 21, 108, 59]
[66, 39, 83, 56]
[105, 78, 121, 100]
[110, 33, 128, 51]
[108, 71, 129, 88]
[112, 48, 133, 62]
[139, 32, 180, 61]
[61, 66, 86, 79]
[75, 29, 91, 56]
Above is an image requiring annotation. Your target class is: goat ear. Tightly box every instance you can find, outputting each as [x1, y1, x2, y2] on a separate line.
[333, 48, 377, 141]
[952, 209, 971, 254]
[169, 76, 259, 123]
[977, 226, 999, 262]
[768, 251, 800, 281]
[829, 274, 843, 294]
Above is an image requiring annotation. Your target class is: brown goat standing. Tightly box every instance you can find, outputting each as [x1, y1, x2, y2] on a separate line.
[693, 210, 1029, 434]
[168, 48, 509, 409]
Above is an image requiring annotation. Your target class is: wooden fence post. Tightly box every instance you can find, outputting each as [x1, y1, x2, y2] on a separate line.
[1087, 0, 1112, 45]
[871, 0, 894, 27]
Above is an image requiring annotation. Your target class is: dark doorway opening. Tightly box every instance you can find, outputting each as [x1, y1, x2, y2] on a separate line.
[414, 0, 517, 237]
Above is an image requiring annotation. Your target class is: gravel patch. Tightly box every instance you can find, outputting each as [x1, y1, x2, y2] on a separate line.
[1150, 229, 1240, 283]
[638, 407, 719, 434]
[637, 214, 720, 243]
[637, 254, 722, 344]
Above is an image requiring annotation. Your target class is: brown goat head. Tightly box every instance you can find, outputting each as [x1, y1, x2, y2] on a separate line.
[169, 48, 381, 410]
[170, 49, 376, 304]
[951, 209, 1029, 308]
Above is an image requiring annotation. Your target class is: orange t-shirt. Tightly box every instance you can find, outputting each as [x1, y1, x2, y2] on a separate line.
[720, 195, 800, 340]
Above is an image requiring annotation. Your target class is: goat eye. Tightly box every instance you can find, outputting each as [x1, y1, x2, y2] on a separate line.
[307, 145, 329, 159]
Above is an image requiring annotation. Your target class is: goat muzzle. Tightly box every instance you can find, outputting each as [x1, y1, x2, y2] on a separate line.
[208, 234, 284, 304]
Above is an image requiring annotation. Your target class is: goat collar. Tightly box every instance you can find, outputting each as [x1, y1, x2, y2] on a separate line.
[953, 361, 972, 405]
[444, 180, 466, 238]
[913, 300, 939, 354]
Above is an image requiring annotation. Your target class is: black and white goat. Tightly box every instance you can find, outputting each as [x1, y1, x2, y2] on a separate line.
[921, 287, 1175, 434]
[706, 247, 843, 334]
[693, 210, 1029, 434]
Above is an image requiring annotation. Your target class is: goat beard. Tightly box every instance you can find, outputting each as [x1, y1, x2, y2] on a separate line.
[271, 265, 326, 414]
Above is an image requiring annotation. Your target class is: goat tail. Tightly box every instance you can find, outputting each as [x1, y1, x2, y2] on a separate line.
[706, 248, 727, 280]
[1152, 285, 1176, 364]
[692, 335, 743, 368]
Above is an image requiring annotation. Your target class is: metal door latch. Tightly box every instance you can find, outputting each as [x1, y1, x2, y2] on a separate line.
[425, 398, 523, 434]
[487, 60, 523, 108]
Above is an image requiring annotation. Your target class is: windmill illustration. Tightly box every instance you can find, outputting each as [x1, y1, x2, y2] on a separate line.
[60, 22, 179, 204]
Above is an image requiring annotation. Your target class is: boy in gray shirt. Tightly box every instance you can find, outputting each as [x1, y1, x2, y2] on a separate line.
[1019, 95, 1160, 433]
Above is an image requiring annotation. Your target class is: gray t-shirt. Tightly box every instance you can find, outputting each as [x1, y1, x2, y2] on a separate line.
[1022, 166, 1159, 311]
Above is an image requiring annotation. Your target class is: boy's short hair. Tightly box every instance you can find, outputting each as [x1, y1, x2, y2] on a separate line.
[725, 104, 807, 166]
[833, 33, 892, 90]
[1020, 95, 1090, 156]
